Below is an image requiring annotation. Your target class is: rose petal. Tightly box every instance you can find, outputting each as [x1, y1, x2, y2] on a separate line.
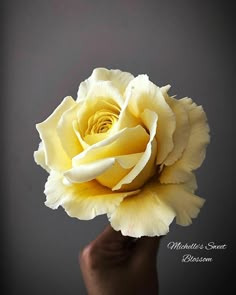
[109, 176, 204, 237]
[155, 181, 205, 226]
[33, 142, 50, 172]
[72, 125, 149, 166]
[115, 85, 141, 131]
[161, 91, 190, 166]
[126, 75, 176, 164]
[76, 81, 122, 142]
[64, 158, 116, 183]
[57, 103, 83, 158]
[109, 185, 176, 237]
[96, 153, 143, 189]
[112, 109, 158, 190]
[44, 171, 139, 219]
[77, 68, 134, 100]
[160, 98, 210, 184]
[36, 97, 76, 171]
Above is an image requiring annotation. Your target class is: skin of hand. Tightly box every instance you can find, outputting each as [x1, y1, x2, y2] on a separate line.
[79, 225, 161, 295]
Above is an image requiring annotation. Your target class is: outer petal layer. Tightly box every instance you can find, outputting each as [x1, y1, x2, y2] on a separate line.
[156, 182, 205, 226]
[44, 171, 139, 219]
[160, 98, 210, 183]
[161, 91, 190, 166]
[34, 142, 50, 172]
[109, 184, 175, 237]
[109, 176, 204, 237]
[36, 96, 76, 171]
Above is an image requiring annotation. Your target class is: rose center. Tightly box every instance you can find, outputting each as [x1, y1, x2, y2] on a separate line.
[85, 109, 119, 135]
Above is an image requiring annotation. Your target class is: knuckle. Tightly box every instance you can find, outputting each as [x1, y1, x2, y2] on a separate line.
[79, 242, 100, 270]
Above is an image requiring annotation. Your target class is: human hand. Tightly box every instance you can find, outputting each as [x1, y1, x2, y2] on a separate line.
[79, 225, 161, 295]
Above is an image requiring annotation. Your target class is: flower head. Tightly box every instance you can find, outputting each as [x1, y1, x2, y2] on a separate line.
[34, 68, 210, 237]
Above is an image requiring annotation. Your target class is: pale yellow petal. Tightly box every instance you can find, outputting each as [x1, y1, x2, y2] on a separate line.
[77, 68, 134, 100]
[33, 142, 50, 172]
[76, 81, 122, 143]
[109, 185, 175, 237]
[115, 85, 141, 131]
[162, 94, 190, 166]
[160, 98, 210, 184]
[155, 181, 205, 226]
[109, 176, 204, 237]
[36, 96, 76, 171]
[85, 81, 124, 107]
[118, 139, 157, 191]
[57, 103, 83, 158]
[112, 109, 158, 190]
[72, 125, 149, 166]
[64, 158, 116, 183]
[95, 153, 143, 189]
[73, 120, 90, 150]
[126, 75, 176, 164]
[44, 171, 139, 219]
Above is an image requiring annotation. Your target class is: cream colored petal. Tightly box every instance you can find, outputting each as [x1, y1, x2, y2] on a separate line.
[72, 125, 149, 166]
[162, 95, 190, 166]
[109, 185, 176, 237]
[33, 142, 50, 172]
[36, 97, 76, 171]
[126, 75, 176, 164]
[155, 181, 205, 226]
[95, 153, 143, 189]
[112, 109, 158, 190]
[73, 120, 89, 150]
[118, 139, 157, 191]
[57, 103, 83, 158]
[109, 176, 204, 237]
[160, 98, 210, 184]
[44, 171, 139, 219]
[64, 158, 116, 183]
[115, 85, 141, 131]
[76, 81, 122, 143]
[77, 68, 134, 100]
[85, 81, 124, 107]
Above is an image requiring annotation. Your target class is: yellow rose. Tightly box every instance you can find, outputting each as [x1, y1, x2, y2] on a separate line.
[34, 68, 210, 237]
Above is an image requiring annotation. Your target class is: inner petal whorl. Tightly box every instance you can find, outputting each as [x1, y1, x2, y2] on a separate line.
[85, 109, 119, 135]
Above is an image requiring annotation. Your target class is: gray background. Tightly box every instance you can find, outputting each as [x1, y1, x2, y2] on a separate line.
[3, 0, 233, 294]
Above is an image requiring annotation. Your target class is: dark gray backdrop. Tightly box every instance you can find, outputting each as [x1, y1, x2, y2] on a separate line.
[3, 0, 233, 294]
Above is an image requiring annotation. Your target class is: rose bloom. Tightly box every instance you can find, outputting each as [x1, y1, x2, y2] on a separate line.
[34, 68, 210, 237]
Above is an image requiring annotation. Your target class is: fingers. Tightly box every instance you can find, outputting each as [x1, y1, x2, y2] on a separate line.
[132, 235, 162, 264]
[93, 224, 135, 250]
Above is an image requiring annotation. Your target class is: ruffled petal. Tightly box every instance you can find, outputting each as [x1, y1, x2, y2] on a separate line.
[36, 96, 76, 171]
[160, 98, 210, 184]
[126, 75, 176, 164]
[161, 89, 190, 166]
[155, 181, 205, 226]
[77, 68, 134, 100]
[33, 142, 50, 172]
[109, 183, 176, 237]
[109, 176, 204, 237]
[44, 171, 139, 219]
